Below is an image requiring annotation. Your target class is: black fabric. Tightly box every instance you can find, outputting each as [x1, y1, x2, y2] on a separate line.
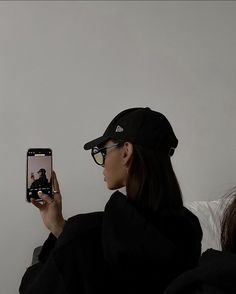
[163, 249, 236, 294]
[19, 191, 202, 294]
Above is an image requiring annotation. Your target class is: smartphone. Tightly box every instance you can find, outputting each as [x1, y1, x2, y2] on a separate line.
[26, 148, 53, 202]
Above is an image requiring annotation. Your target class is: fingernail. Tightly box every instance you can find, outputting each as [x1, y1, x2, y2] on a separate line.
[38, 191, 43, 196]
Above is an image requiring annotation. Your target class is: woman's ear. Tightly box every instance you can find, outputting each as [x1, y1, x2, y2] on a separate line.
[122, 142, 133, 167]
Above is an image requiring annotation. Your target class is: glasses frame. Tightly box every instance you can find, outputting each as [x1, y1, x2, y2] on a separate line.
[91, 142, 123, 166]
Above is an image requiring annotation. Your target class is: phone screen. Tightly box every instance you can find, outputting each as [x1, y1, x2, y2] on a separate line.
[26, 148, 53, 202]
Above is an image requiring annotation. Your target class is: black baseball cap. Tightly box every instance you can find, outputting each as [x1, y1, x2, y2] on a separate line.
[84, 107, 178, 156]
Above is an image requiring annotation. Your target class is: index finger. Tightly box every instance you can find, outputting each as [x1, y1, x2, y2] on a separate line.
[52, 171, 60, 193]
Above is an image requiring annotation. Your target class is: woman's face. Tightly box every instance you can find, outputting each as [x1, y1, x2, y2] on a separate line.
[103, 140, 132, 190]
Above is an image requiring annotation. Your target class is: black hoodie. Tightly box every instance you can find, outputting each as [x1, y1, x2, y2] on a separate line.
[20, 191, 202, 294]
[163, 249, 236, 294]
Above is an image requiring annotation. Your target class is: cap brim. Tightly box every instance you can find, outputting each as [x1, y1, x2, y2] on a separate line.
[83, 136, 109, 150]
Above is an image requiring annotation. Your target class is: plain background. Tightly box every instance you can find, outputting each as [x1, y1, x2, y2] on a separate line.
[0, 2, 236, 293]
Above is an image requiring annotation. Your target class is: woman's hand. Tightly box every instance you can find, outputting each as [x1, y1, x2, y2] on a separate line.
[31, 171, 66, 238]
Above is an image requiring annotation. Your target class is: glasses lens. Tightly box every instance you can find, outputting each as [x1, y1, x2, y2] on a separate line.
[91, 147, 105, 165]
[94, 151, 104, 165]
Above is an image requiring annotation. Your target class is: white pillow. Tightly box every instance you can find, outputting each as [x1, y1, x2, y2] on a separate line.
[184, 199, 226, 253]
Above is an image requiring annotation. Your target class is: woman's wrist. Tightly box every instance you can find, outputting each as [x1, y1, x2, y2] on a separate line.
[51, 219, 66, 238]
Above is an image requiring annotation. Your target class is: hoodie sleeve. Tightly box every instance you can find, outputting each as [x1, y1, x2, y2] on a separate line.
[19, 254, 68, 294]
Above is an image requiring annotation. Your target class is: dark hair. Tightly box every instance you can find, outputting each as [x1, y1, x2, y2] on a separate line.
[125, 144, 183, 213]
[221, 187, 236, 252]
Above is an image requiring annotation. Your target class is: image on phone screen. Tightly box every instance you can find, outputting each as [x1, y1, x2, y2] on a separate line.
[26, 148, 52, 202]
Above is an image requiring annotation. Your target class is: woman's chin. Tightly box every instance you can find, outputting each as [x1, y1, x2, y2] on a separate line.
[106, 183, 124, 191]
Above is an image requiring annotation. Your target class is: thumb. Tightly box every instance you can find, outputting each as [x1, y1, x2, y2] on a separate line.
[38, 191, 54, 204]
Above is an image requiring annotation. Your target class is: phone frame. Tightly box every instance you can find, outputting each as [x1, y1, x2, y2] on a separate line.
[26, 148, 53, 202]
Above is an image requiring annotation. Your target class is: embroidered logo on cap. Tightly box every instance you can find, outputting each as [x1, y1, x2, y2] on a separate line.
[115, 125, 124, 133]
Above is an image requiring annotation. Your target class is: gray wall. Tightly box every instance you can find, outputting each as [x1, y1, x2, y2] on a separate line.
[0, 2, 236, 293]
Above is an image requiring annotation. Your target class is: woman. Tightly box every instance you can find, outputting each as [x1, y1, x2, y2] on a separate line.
[163, 188, 236, 294]
[20, 107, 202, 294]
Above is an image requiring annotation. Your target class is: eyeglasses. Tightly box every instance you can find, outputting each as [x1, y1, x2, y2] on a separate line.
[91, 143, 122, 166]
